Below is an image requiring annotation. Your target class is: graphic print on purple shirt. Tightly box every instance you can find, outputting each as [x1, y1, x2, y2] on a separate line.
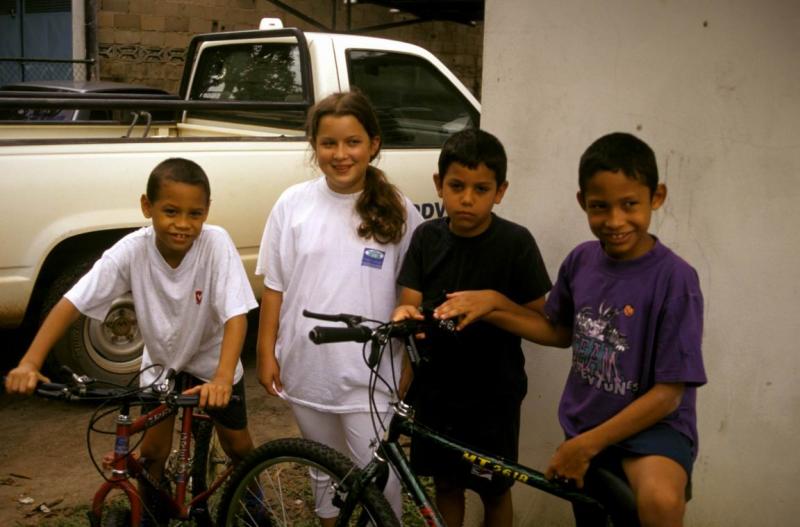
[572, 303, 639, 397]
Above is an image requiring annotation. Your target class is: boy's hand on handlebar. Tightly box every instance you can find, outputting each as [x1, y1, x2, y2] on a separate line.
[4, 363, 50, 395]
[434, 290, 499, 331]
[257, 354, 283, 397]
[545, 435, 596, 489]
[184, 379, 232, 409]
[391, 305, 424, 322]
[392, 305, 426, 339]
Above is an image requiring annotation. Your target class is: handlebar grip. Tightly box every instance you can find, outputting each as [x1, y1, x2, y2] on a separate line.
[309, 325, 372, 344]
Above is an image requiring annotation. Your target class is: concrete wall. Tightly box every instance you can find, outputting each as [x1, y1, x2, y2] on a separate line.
[480, 0, 800, 525]
[94, 0, 483, 96]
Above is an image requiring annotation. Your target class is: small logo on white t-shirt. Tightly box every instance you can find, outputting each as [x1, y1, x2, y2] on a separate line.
[195, 290, 203, 304]
[361, 248, 386, 269]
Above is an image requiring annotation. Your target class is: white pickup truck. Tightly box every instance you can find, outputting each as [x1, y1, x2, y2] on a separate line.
[0, 25, 479, 382]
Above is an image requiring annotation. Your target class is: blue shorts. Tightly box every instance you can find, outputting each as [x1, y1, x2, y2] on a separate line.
[588, 422, 694, 499]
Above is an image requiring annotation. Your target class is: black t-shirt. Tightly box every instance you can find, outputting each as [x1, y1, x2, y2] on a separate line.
[398, 214, 552, 407]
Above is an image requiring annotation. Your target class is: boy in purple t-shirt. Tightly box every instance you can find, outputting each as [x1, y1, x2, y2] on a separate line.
[435, 132, 706, 527]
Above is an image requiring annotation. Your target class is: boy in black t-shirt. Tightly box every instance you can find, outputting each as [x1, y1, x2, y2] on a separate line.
[394, 129, 551, 526]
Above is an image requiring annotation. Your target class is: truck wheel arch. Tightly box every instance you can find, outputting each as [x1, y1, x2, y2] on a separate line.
[30, 228, 141, 383]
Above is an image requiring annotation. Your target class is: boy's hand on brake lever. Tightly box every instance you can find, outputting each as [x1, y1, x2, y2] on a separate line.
[185, 378, 233, 409]
[434, 290, 499, 331]
[4, 362, 50, 395]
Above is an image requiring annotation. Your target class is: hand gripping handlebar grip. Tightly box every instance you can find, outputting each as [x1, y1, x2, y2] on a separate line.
[309, 325, 373, 344]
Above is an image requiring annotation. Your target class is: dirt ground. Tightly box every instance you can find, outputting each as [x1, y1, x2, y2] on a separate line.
[0, 349, 299, 526]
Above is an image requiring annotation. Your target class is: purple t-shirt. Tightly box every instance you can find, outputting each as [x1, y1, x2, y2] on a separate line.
[545, 239, 706, 456]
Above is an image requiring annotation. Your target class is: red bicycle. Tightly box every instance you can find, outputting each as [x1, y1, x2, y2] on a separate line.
[25, 369, 234, 526]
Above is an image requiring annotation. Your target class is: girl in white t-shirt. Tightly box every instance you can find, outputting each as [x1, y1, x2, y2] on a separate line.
[6, 158, 260, 525]
[255, 91, 423, 521]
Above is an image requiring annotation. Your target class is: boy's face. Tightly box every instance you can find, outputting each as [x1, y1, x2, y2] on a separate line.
[578, 170, 666, 261]
[141, 180, 209, 267]
[434, 162, 508, 237]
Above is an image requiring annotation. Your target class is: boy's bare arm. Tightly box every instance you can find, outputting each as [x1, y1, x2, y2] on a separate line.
[5, 298, 80, 394]
[256, 287, 283, 396]
[187, 313, 247, 409]
[546, 382, 685, 487]
[434, 290, 571, 346]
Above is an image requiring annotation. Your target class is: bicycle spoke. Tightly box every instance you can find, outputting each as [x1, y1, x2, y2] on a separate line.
[218, 438, 399, 527]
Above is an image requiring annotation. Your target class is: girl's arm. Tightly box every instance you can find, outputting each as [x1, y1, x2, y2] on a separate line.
[5, 298, 81, 394]
[546, 382, 685, 487]
[434, 290, 571, 347]
[256, 287, 284, 396]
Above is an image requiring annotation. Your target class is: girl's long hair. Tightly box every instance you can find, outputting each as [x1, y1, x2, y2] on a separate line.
[306, 91, 407, 244]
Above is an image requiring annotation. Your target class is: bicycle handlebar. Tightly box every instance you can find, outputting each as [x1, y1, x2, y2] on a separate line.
[309, 325, 373, 344]
[305, 311, 456, 348]
[4, 377, 241, 407]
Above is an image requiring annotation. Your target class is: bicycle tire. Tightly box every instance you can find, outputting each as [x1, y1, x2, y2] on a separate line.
[217, 437, 400, 527]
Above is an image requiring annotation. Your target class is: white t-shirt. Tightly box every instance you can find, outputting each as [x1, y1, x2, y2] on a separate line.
[255, 176, 423, 412]
[66, 225, 258, 386]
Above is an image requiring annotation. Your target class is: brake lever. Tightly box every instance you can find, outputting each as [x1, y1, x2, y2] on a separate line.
[60, 365, 92, 395]
[302, 309, 364, 327]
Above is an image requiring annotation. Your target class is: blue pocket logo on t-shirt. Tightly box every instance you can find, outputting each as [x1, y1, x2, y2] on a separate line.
[362, 248, 386, 269]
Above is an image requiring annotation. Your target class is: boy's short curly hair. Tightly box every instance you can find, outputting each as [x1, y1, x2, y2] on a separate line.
[579, 132, 658, 196]
[146, 158, 210, 204]
[438, 128, 507, 186]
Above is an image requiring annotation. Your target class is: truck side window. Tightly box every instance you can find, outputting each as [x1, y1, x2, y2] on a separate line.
[347, 49, 479, 148]
[188, 43, 306, 129]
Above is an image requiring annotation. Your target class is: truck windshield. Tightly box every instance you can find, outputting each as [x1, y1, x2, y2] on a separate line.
[188, 42, 306, 129]
[347, 49, 480, 148]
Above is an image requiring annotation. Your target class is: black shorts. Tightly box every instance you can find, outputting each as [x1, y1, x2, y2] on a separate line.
[141, 373, 248, 431]
[410, 398, 521, 496]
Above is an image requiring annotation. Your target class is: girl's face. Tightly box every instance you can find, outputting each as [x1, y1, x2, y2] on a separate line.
[140, 180, 209, 268]
[314, 114, 380, 194]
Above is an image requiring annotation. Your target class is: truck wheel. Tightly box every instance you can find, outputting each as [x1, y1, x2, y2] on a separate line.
[43, 260, 142, 384]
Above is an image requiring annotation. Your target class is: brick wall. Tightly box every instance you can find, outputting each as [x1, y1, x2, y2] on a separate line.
[96, 0, 483, 98]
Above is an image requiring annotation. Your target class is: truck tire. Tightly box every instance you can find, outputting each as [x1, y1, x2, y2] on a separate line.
[43, 258, 142, 384]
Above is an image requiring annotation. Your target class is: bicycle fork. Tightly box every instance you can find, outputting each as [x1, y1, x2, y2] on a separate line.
[89, 405, 143, 526]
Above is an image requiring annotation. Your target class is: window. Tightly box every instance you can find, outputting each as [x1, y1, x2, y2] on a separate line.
[347, 49, 479, 148]
[188, 42, 306, 129]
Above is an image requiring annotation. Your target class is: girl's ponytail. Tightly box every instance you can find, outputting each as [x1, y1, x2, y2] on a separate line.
[356, 165, 406, 244]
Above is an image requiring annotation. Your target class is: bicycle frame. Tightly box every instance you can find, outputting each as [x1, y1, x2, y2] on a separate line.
[89, 398, 234, 525]
[344, 400, 606, 527]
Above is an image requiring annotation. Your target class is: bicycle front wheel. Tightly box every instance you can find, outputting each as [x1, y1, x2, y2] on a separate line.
[217, 437, 399, 527]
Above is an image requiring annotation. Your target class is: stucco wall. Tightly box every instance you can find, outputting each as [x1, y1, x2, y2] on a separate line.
[95, 0, 483, 96]
[480, 0, 800, 525]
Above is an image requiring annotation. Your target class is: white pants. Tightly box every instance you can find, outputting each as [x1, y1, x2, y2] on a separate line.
[290, 403, 403, 520]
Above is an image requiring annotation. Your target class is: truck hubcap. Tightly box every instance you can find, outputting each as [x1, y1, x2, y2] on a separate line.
[84, 293, 143, 373]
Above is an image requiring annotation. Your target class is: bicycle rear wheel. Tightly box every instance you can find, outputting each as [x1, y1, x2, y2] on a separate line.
[217, 437, 399, 527]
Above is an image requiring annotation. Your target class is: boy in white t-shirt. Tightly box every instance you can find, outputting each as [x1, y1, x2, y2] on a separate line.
[5, 158, 259, 525]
